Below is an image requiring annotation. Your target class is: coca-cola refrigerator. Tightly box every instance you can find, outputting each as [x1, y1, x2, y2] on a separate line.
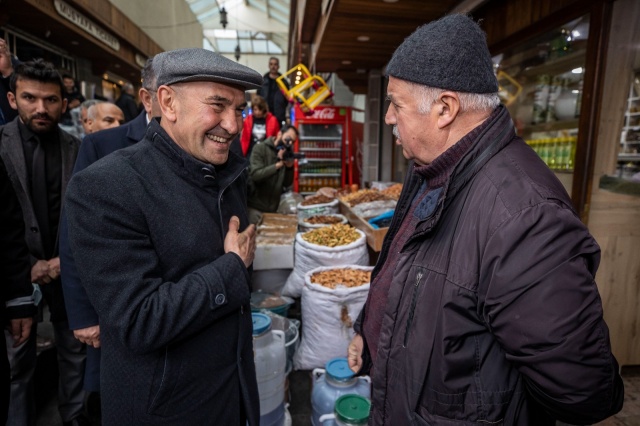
[292, 104, 362, 195]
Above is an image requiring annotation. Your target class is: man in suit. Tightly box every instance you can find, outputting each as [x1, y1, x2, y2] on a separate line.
[1, 156, 37, 424]
[0, 59, 86, 426]
[59, 57, 159, 421]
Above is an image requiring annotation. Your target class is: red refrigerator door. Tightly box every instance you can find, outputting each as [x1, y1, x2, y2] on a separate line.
[293, 105, 351, 194]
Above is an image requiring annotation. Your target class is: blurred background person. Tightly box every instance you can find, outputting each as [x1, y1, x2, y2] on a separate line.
[78, 99, 103, 137]
[84, 102, 124, 135]
[240, 95, 279, 159]
[257, 57, 290, 128]
[60, 74, 85, 128]
[115, 83, 138, 123]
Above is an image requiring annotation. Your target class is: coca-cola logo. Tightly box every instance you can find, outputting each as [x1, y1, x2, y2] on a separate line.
[310, 107, 336, 120]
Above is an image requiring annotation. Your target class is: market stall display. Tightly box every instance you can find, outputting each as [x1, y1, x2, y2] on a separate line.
[253, 213, 298, 293]
[282, 225, 368, 297]
[298, 213, 348, 232]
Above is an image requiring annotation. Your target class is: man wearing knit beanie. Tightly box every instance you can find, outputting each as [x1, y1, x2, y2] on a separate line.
[348, 14, 624, 426]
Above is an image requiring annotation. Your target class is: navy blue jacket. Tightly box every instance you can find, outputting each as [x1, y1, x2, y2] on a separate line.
[60, 110, 148, 391]
[65, 119, 258, 425]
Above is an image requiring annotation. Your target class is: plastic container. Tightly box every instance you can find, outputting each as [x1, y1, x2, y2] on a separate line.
[318, 394, 371, 426]
[257, 309, 300, 375]
[311, 358, 371, 426]
[253, 313, 287, 426]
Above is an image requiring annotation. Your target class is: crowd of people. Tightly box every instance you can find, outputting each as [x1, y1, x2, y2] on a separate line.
[0, 13, 627, 426]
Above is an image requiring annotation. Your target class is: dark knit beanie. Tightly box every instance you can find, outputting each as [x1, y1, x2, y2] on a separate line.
[386, 14, 498, 94]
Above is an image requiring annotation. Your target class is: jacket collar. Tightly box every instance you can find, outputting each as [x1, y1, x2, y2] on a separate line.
[146, 118, 248, 190]
[126, 110, 149, 144]
[408, 105, 514, 237]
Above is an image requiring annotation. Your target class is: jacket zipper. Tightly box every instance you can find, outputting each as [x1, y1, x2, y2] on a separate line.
[403, 270, 423, 348]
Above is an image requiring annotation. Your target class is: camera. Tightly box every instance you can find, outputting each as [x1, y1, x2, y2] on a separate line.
[277, 138, 306, 162]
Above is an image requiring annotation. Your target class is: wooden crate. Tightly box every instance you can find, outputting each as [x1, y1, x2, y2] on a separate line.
[339, 200, 388, 252]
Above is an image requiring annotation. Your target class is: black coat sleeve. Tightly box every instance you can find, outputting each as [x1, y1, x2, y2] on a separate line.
[0, 156, 36, 320]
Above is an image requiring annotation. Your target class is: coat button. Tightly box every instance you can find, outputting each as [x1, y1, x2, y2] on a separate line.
[30, 227, 38, 233]
[215, 294, 225, 305]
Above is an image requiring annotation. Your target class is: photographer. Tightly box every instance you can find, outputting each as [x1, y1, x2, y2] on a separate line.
[248, 124, 299, 224]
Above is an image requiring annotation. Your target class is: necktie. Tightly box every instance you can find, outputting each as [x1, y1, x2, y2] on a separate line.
[31, 141, 53, 257]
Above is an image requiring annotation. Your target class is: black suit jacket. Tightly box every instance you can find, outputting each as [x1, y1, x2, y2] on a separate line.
[0, 118, 80, 322]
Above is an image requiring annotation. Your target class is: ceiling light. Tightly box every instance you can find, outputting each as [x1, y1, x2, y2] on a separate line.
[572, 67, 583, 74]
[382, 0, 399, 2]
[357, 36, 370, 42]
[342, 60, 352, 65]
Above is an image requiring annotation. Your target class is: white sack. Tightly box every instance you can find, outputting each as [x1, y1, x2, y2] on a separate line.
[293, 265, 372, 371]
[281, 230, 368, 298]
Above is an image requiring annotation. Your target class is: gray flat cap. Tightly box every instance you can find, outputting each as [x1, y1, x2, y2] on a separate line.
[154, 48, 263, 90]
[386, 14, 498, 94]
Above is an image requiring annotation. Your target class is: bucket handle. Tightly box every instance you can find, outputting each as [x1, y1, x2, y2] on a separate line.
[318, 413, 335, 425]
[312, 368, 326, 380]
[359, 375, 372, 384]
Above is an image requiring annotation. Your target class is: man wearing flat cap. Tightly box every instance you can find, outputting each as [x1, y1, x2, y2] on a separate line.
[64, 48, 262, 425]
[347, 14, 624, 425]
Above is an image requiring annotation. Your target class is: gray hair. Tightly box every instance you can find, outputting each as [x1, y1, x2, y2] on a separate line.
[141, 57, 157, 91]
[86, 102, 107, 120]
[410, 82, 500, 114]
[80, 99, 102, 112]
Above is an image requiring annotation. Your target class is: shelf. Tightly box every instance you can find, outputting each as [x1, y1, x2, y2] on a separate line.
[521, 49, 586, 79]
[626, 112, 640, 117]
[300, 148, 341, 152]
[299, 136, 341, 141]
[618, 153, 640, 162]
[623, 126, 640, 131]
[303, 158, 341, 162]
[523, 119, 580, 134]
[299, 173, 341, 177]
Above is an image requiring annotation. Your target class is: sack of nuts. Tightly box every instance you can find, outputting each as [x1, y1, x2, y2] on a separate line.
[294, 265, 373, 370]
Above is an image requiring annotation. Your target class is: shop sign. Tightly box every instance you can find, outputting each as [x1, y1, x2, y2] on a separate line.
[309, 107, 336, 120]
[53, 0, 120, 51]
[135, 54, 148, 68]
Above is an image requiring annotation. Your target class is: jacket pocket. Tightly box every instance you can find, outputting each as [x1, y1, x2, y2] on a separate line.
[403, 270, 424, 347]
[147, 347, 183, 417]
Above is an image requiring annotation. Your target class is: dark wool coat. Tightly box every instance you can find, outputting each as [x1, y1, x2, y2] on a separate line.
[65, 119, 259, 425]
[355, 106, 624, 425]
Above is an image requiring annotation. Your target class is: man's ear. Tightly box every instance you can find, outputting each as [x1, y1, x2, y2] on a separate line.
[157, 86, 176, 122]
[7, 91, 17, 110]
[139, 88, 153, 114]
[437, 91, 460, 129]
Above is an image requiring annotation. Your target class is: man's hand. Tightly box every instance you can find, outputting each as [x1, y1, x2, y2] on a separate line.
[7, 317, 33, 347]
[0, 38, 14, 78]
[348, 334, 364, 373]
[283, 159, 294, 168]
[73, 325, 101, 348]
[31, 260, 52, 284]
[276, 147, 285, 161]
[47, 257, 61, 280]
[224, 216, 256, 268]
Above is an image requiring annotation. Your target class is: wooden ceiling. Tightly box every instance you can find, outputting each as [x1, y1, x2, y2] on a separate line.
[291, 0, 465, 94]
